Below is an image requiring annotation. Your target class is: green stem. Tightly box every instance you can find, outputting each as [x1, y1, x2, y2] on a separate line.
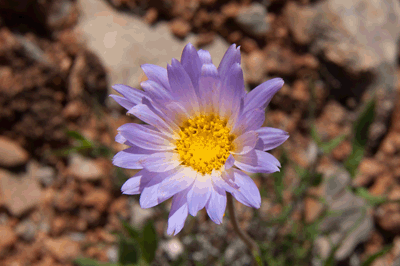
[227, 193, 263, 266]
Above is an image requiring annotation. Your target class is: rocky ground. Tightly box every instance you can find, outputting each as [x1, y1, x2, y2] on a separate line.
[0, 0, 400, 265]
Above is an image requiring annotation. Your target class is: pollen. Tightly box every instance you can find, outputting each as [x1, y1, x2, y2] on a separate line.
[175, 114, 235, 175]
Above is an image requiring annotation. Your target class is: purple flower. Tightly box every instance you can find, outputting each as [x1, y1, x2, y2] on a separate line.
[111, 43, 288, 235]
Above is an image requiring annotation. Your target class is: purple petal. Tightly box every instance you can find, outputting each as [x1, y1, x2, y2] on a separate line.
[115, 133, 132, 145]
[167, 59, 200, 115]
[167, 188, 191, 235]
[113, 146, 155, 169]
[232, 131, 258, 155]
[197, 49, 212, 65]
[218, 44, 241, 82]
[158, 167, 197, 202]
[141, 64, 171, 91]
[234, 149, 280, 174]
[118, 123, 174, 151]
[139, 170, 172, 208]
[229, 168, 261, 208]
[181, 43, 202, 90]
[211, 172, 237, 193]
[141, 97, 180, 135]
[220, 63, 245, 118]
[232, 108, 265, 136]
[244, 78, 284, 113]
[128, 103, 177, 138]
[187, 177, 212, 216]
[140, 151, 181, 172]
[121, 169, 152, 195]
[109, 95, 135, 111]
[256, 127, 289, 151]
[140, 80, 172, 101]
[225, 154, 235, 169]
[206, 185, 226, 224]
[112, 84, 145, 106]
[197, 68, 220, 114]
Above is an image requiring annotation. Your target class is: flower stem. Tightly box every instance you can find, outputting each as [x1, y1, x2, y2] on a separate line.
[227, 193, 263, 266]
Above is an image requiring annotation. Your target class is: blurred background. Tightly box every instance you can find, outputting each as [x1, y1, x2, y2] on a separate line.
[0, 0, 399, 265]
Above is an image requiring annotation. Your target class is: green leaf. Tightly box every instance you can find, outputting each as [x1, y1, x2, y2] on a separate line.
[272, 152, 288, 203]
[345, 98, 375, 177]
[310, 125, 322, 146]
[121, 220, 140, 240]
[66, 130, 93, 148]
[355, 187, 387, 206]
[74, 258, 101, 266]
[320, 134, 347, 154]
[118, 235, 140, 265]
[361, 244, 393, 266]
[140, 221, 158, 263]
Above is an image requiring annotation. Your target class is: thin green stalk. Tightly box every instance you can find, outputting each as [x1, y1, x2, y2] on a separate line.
[227, 193, 263, 266]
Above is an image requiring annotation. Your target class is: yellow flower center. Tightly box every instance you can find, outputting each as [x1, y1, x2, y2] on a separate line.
[175, 114, 235, 175]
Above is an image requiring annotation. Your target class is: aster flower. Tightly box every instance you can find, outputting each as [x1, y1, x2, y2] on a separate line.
[112, 43, 288, 235]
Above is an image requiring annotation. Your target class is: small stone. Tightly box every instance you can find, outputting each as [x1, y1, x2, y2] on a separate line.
[235, 3, 269, 38]
[0, 136, 29, 167]
[359, 158, 385, 177]
[331, 140, 352, 161]
[45, 237, 80, 261]
[51, 216, 68, 235]
[143, 8, 158, 25]
[0, 225, 17, 251]
[15, 219, 37, 241]
[161, 238, 184, 260]
[63, 100, 86, 119]
[284, 2, 313, 45]
[240, 37, 258, 53]
[221, 2, 240, 18]
[82, 188, 111, 212]
[195, 32, 215, 47]
[243, 50, 265, 84]
[0, 170, 42, 216]
[169, 18, 191, 39]
[69, 153, 104, 181]
[107, 245, 118, 263]
[130, 198, 154, 229]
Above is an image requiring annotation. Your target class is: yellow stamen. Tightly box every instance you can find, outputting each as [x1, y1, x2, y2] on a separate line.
[175, 114, 235, 175]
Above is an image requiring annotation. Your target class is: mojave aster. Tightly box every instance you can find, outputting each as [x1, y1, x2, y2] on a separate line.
[111, 43, 288, 235]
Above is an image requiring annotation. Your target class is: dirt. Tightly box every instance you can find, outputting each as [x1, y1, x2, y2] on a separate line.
[0, 0, 399, 265]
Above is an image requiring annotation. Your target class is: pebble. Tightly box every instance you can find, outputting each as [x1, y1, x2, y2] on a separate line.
[243, 50, 265, 84]
[82, 188, 111, 212]
[0, 225, 17, 252]
[130, 198, 154, 229]
[169, 18, 192, 39]
[235, 3, 269, 38]
[15, 219, 37, 242]
[161, 238, 184, 260]
[0, 169, 42, 216]
[107, 245, 119, 263]
[45, 237, 80, 261]
[0, 136, 29, 167]
[69, 153, 104, 181]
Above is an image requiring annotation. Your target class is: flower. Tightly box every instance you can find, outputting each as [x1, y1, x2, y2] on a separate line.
[111, 43, 288, 235]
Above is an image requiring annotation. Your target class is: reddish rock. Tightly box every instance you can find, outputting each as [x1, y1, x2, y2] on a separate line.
[82, 188, 111, 212]
[0, 136, 29, 167]
[143, 8, 158, 25]
[169, 19, 191, 39]
[243, 50, 265, 84]
[304, 186, 324, 223]
[0, 170, 41, 216]
[0, 225, 17, 252]
[331, 140, 352, 161]
[195, 32, 215, 47]
[69, 154, 104, 181]
[45, 237, 80, 261]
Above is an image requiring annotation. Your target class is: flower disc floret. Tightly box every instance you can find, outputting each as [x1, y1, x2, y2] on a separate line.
[175, 114, 235, 175]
